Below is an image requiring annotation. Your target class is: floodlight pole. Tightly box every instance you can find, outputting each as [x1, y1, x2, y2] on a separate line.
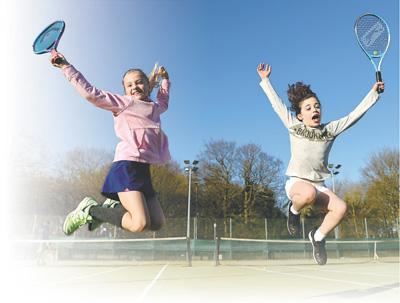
[187, 167, 193, 241]
[184, 160, 198, 267]
[328, 163, 342, 240]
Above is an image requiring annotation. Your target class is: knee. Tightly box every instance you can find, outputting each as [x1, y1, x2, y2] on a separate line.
[126, 219, 148, 233]
[296, 189, 317, 205]
[335, 202, 347, 218]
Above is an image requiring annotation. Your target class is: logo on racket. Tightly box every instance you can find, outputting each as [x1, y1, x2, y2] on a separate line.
[361, 22, 385, 49]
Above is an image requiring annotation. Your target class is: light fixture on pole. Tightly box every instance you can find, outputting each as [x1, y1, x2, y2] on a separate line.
[328, 164, 341, 193]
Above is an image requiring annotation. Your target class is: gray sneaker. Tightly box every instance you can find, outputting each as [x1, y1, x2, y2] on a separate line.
[63, 197, 98, 235]
[88, 199, 121, 231]
[309, 228, 327, 265]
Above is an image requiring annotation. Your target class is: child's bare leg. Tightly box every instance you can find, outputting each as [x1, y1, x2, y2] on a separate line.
[315, 190, 347, 235]
[146, 195, 166, 231]
[118, 191, 150, 232]
[289, 181, 318, 211]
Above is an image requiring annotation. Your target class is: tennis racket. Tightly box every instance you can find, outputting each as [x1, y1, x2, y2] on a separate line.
[33, 20, 65, 65]
[354, 13, 390, 93]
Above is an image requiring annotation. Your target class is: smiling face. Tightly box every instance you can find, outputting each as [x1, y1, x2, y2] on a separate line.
[297, 96, 322, 127]
[123, 71, 150, 99]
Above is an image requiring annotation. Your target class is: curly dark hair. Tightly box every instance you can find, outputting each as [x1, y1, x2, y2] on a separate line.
[287, 82, 318, 115]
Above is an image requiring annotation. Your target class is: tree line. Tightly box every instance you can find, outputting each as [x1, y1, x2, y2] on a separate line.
[12, 138, 398, 238]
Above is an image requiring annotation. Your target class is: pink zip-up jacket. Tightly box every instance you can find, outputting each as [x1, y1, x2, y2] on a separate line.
[62, 65, 171, 164]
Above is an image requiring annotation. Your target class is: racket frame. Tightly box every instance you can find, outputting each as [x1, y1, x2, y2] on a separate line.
[33, 20, 65, 55]
[354, 13, 390, 85]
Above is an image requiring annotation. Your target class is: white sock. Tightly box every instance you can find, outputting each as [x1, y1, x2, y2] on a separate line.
[314, 229, 326, 242]
[290, 205, 300, 215]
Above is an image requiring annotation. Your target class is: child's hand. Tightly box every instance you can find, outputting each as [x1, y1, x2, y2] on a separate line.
[373, 81, 384, 93]
[158, 66, 169, 80]
[257, 63, 271, 79]
[50, 51, 70, 68]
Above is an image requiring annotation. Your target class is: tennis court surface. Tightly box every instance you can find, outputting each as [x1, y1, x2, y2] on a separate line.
[7, 237, 399, 303]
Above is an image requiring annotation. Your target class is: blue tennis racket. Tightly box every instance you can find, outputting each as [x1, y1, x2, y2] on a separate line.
[33, 20, 65, 64]
[355, 13, 390, 93]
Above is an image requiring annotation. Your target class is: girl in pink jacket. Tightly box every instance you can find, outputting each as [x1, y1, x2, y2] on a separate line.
[51, 52, 170, 235]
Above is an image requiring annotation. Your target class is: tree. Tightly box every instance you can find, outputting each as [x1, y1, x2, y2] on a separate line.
[15, 148, 113, 215]
[342, 182, 369, 238]
[198, 139, 239, 219]
[236, 144, 284, 222]
[361, 148, 399, 237]
[151, 161, 187, 217]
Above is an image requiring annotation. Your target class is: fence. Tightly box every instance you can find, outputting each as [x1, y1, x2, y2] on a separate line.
[12, 215, 400, 240]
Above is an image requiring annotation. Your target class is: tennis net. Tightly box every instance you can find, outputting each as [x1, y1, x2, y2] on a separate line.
[13, 236, 189, 266]
[11, 236, 399, 266]
[214, 237, 399, 265]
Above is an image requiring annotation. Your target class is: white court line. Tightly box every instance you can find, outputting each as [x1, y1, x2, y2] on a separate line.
[281, 265, 398, 278]
[243, 266, 394, 288]
[137, 263, 168, 302]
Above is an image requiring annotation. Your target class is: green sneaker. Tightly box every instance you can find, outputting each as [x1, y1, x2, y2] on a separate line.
[63, 197, 98, 235]
[88, 199, 121, 232]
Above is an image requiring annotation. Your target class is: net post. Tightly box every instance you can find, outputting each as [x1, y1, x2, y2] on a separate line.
[214, 236, 220, 266]
[186, 237, 192, 267]
[214, 222, 220, 266]
[364, 218, 372, 257]
[373, 241, 379, 260]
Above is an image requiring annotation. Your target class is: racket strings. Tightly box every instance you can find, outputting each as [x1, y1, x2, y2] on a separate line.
[356, 16, 389, 55]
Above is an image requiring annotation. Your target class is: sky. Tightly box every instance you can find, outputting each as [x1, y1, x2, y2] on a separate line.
[2, 0, 399, 188]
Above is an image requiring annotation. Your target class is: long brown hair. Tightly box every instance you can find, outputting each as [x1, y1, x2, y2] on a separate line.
[287, 82, 318, 115]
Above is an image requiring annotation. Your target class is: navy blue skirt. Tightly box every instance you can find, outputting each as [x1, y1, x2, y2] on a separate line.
[102, 161, 155, 201]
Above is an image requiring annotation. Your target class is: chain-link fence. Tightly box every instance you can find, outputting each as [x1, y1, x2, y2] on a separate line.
[12, 214, 399, 240]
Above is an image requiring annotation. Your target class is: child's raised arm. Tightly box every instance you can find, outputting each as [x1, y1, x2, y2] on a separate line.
[258, 62, 294, 128]
[257, 63, 272, 79]
[327, 81, 383, 136]
[155, 66, 170, 114]
[51, 51, 131, 115]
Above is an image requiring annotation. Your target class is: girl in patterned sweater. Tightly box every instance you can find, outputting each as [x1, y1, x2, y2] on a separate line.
[257, 62, 384, 264]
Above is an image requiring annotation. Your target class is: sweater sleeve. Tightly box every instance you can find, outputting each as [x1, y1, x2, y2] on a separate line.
[326, 89, 380, 136]
[155, 78, 170, 114]
[259, 78, 294, 129]
[62, 65, 132, 115]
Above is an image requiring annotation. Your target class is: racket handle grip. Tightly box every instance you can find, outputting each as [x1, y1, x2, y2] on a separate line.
[51, 49, 63, 65]
[375, 71, 384, 94]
